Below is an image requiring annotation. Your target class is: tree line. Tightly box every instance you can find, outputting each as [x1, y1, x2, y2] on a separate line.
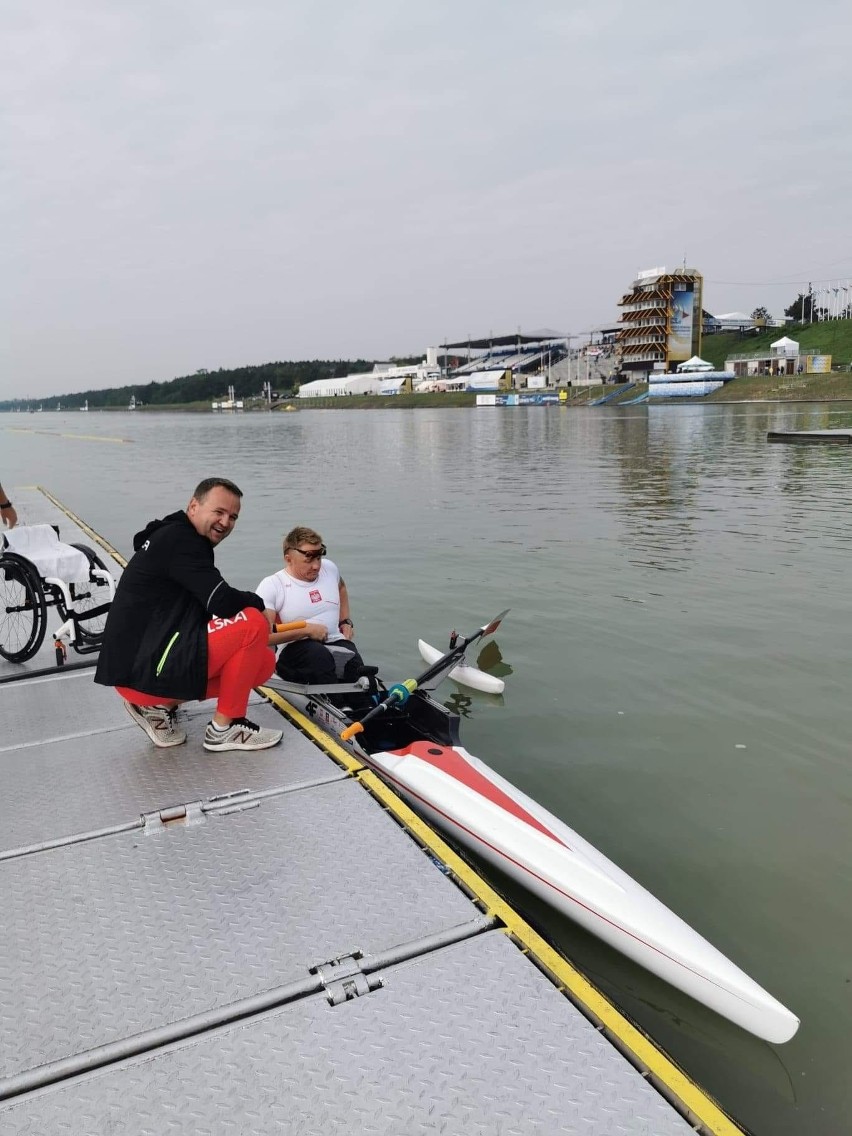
[0, 359, 383, 411]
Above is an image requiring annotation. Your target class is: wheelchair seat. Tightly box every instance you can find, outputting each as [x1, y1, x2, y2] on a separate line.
[3, 524, 92, 584]
[0, 524, 116, 665]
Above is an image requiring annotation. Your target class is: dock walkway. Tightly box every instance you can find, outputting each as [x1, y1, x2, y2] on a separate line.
[0, 489, 743, 1134]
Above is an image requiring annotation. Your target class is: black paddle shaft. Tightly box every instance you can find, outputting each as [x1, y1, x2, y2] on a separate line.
[340, 610, 509, 741]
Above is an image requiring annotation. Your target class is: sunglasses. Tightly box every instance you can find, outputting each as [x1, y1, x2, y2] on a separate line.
[287, 545, 326, 562]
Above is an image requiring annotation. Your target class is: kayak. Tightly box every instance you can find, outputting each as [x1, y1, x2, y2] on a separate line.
[417, 639, 505, 693]
[369, 739, 799, 1044]
[267, 624, 799, 1045]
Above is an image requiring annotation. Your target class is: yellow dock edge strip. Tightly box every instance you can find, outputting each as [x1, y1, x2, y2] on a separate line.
[36, 487, 128, 568]
[261, 688, 744, 1136]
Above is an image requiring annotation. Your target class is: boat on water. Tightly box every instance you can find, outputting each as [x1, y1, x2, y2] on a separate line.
[267, 614, 799, 1045]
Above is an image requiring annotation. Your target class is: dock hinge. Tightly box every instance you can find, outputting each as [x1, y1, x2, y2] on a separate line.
[142, 801, 206, 832]
[141, 792, 264, 833]
[310, 951, 383, 1005]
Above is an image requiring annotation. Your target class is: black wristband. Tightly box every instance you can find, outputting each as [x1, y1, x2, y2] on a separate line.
[0, 501, 11, 510]
[338, 618, 353, 628]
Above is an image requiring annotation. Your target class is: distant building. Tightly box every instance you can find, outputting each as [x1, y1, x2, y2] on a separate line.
[443, 369, 512, 393]
[617, 267, 703, 377]
[296, 375, 381, 398]
[437, 330, 570, 387]
[724, 336, 832, 377]
[297, 359, 439, 399]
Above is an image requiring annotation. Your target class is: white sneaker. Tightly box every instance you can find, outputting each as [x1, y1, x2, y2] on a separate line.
[124, 700, 187, 748]
[203, 716, 283, 752]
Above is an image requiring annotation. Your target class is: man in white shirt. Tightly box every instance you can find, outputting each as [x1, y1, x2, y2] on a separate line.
[256, 526, 364, 684]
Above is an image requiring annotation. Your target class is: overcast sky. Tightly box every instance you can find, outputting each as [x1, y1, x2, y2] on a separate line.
[2, 0, 850, 399]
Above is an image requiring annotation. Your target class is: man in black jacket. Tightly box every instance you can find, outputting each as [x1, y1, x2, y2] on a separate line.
[95, 477, 282, 752]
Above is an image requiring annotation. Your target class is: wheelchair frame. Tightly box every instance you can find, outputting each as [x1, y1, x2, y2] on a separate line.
[0, 542, 115, 665]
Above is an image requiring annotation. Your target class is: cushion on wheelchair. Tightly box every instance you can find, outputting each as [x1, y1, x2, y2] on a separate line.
[3, 524, 91, 584]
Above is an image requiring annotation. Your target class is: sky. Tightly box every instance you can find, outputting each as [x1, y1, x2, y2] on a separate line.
[2, 0, 851, 399]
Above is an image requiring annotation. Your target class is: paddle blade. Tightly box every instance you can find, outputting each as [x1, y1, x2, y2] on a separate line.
[480, 609, 510, 638]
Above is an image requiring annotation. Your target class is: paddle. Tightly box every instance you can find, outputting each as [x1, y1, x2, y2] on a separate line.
[340, 609, 509, 741]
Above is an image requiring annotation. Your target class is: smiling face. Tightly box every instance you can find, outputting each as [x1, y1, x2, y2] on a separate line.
[186, 485, 241, 545]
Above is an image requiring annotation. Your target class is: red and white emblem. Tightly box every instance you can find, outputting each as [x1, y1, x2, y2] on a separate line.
[309, 589, 322, 603]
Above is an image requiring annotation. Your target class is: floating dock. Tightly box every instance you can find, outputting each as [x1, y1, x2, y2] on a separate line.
[0, 488, 745, 1134]
[767, 429, 852, 444]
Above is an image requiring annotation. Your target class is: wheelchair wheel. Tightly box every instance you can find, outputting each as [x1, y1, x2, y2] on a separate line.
[68, 543, 113, 645]
[0, 552, 48, 663]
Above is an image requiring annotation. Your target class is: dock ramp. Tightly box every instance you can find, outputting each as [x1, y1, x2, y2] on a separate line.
[590, 383, 635, 406]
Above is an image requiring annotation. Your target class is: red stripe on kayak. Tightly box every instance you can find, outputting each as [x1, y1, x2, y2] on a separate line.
[390, 741, 568, 847]
[371, 761, 752, 1010]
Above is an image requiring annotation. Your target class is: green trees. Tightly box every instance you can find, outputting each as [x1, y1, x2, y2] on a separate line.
[784, 293, 828, 323]
[0, 359, 378, 411]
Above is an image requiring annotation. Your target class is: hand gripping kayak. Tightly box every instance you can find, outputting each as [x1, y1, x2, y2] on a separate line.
[341, 610, 508, 742]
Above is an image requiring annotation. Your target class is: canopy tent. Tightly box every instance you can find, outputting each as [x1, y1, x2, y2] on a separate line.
[676, 356, 714, 373]
[442, 329, 569, 350]
[770, 336, 799, 356]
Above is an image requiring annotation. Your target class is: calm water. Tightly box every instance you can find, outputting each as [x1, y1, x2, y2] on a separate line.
[3, 403, 851, 1134]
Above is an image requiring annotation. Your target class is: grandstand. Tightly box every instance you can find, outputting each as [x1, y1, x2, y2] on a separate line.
[438, 330, 570, 389]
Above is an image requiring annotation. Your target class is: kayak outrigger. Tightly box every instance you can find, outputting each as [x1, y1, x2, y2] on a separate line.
[265, 611, 799, 1045]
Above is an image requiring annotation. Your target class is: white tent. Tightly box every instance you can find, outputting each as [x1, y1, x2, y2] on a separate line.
[770, 336, 799, 357]
[676, 356, 714, 373]
[297, 375, 381, 398]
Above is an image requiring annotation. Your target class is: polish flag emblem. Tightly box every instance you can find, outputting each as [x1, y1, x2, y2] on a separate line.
[309, 590, 322, 603]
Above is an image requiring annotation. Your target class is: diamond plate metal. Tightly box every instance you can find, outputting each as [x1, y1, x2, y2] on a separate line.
[0, 670, 128, 747]
[0, 489, 709, 1136]
[0, 932, 694, 1135]
[0, 681, 333, 853]
[0, 777, 476, 1081]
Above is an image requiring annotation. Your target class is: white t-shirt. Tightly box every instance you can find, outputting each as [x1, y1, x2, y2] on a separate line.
[256, 559, 345, 642]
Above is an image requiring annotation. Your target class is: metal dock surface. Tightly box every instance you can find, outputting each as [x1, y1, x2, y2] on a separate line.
[0, 489, 744, 1135]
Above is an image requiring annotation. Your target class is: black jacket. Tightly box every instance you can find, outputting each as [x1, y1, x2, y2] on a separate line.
[95, 510, 264, 700]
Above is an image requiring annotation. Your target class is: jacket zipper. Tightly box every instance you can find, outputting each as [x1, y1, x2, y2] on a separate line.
[156, 632, 180, 677]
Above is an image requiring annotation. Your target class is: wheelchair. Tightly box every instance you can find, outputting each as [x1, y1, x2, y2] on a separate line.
[0, 524, 116, 665]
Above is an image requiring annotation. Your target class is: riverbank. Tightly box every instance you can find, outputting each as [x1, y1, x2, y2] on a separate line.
[706, 372, 852, 402]
[48, 371, 852, 412]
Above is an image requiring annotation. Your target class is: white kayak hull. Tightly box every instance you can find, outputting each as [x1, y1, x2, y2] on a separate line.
[418, 639, 505, 694]
[271, 682, 798, 1044]
[366, 739, 799, 1044]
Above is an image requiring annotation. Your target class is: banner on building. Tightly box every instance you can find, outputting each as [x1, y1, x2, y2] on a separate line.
[667, 283, 694, 362]
[806, 355, 832, 374]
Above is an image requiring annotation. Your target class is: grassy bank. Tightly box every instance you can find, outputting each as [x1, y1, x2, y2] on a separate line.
[699, 320, 852, 370]
[706, 372, 852, 402]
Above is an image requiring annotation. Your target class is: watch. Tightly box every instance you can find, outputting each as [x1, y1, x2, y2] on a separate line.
[338, 618, 353, 628]
[0, 501, 11, 510]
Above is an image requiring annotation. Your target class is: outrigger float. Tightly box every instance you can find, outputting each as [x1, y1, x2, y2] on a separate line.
[269, 611, 799, 1045]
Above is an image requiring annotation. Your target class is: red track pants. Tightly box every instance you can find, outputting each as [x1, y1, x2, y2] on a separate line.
[116, 607, 275, 720]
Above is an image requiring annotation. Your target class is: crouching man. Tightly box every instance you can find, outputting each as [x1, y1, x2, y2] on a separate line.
[95, 477, 282, 752]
